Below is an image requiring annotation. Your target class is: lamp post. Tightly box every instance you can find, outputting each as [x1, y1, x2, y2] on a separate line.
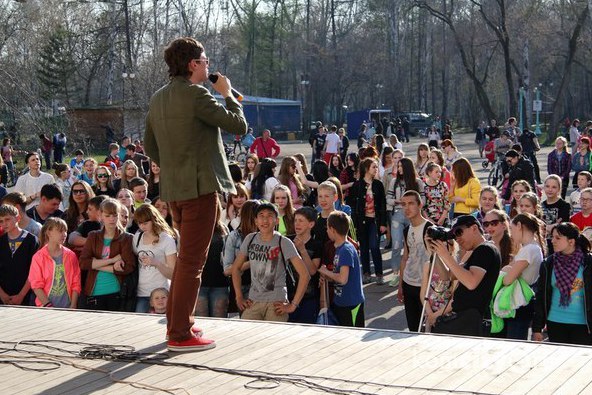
[534, 85, 542, 136]
[518, 86, 525, 131]
[375, 84, 384, 108]
[300, 77, 310, 132]
[122, 71, 135, 135]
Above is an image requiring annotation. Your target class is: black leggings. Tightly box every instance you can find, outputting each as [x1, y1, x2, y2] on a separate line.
[402, 281, 422, 332]
[547, 321, 592, 345]
[332, 303, 365, 328]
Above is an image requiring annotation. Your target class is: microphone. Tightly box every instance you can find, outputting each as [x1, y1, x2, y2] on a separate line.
[208, 74, 243, 102]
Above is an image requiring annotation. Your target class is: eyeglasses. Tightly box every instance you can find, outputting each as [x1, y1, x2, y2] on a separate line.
[482, 219, 501, 228]
[97, 174, 109, 178]
[72, 189, 87, 195]
[581, 198, 592, 203]
[506, 159, 513, 164]
[195, 57, 209, 65]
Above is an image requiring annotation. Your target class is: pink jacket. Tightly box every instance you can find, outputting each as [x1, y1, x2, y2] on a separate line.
[28, 245, 82, 307]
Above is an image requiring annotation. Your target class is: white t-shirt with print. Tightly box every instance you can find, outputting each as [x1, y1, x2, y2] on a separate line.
[513, 242, 543, 285]
[403, 221, 430, 287]
[133, 231, 176, 297]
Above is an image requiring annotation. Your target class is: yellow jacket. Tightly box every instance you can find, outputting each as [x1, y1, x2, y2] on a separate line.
[450, 177, 481, 214]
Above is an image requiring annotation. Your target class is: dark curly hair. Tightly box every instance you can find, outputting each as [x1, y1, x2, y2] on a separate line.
[164, 37, 204, 78]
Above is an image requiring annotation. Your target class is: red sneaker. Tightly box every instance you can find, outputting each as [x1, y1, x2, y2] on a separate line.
[167, 336, 216, 352]
[165, 327, 203, 340]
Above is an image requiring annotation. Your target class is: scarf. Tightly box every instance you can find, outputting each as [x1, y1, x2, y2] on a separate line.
[553, 247, 583, 307]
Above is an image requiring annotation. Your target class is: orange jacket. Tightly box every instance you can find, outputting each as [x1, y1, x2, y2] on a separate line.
[28, 245, 81, 306]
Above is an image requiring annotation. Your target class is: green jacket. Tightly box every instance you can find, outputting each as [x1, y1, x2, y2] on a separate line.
[144, 77, 248, 202]
[489, 272, 535, 334]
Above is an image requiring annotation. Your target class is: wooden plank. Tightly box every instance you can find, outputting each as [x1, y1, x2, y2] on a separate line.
[303, 332, 437, 395]
[100, 318, 283, 395]
[528, 346, 592, 394]
[452, 341, 551, 393]
[223, 326, 363, 395]
[156, 322, 345, 394]
[8, 314, 134, 393]
[392, 335, 484, 391]
[6, 307, 592, 395]
[489, 345, 575, 394]
[551, 358, 592, 394]
[100, 321, 269, 395]
[10, 311, 165, 395]
[295, 332, 440, 395]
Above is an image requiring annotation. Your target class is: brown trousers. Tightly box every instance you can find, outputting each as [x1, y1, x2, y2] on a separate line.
[167, 193, 217, 342]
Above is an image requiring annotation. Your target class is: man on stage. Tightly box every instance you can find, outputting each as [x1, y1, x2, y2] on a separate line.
[145, 37, 248, 352]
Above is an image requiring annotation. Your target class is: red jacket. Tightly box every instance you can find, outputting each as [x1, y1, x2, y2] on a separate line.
[28, 245, 81, 306]
[249, 137, 281, 159]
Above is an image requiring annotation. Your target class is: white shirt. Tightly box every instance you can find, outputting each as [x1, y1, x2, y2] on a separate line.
[325, 132, 341, 154]
[14, 171, 55, 210]
[133, 231, 177, 297]
[263, 177, 280, 201]
[513, 242, 543, 285]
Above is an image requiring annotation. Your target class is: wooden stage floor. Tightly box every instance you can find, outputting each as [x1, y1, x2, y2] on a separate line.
[1, 306, 591, 394]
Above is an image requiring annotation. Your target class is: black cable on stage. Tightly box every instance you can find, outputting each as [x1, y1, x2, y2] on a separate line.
[0, 340, 497, 395]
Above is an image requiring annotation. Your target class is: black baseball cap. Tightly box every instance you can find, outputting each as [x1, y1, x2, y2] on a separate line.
[451, 215, 483, 234]
[255, 201, 279, 217]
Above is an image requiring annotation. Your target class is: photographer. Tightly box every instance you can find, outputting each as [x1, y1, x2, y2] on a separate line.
[427, 215, 501, 336]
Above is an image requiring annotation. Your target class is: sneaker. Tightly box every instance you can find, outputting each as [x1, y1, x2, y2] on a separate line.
[362, 274, 372, 284]
[166, 326, 204, 340]
[167, 336, 216, 352]
[389, 275, 399, 287]
[376, 276, 385, 285]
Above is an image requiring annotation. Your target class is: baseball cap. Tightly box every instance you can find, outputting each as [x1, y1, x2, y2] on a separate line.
[451, 215, 483, 234]
[255, 201, 279, 217]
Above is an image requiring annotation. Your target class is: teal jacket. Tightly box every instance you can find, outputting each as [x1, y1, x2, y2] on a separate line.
[144, 77, 248, 202]
[489, 273, 535, 334]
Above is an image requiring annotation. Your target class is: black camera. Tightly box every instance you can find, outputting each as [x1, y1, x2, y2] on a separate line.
[426, 225, 456, 241]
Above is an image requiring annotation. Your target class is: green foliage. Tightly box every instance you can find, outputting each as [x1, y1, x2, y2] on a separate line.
[37, 25, 77, 103]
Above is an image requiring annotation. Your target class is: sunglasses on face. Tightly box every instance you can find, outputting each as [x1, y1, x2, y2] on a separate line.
[72, 189, 87, 195]
[97, 174, 109, 178]
[482, 219, 501, 228]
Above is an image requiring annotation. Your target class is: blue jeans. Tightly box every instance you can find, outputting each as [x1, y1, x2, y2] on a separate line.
[6, 161, 15, 184]
[196, 286, 229, 318]
[390, 209, 409, 273]
[359, 218, 383, 276]
[135, 296, 150, 313]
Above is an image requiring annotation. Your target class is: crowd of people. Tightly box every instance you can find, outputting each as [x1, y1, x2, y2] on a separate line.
[2, 112, 592, 347]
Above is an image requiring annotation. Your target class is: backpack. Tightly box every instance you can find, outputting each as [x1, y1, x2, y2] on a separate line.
[242, 133, 255, 148]
[245, 232, 296, 290]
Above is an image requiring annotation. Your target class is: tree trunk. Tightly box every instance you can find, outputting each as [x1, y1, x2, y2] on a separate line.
[549, 3, 590, 142]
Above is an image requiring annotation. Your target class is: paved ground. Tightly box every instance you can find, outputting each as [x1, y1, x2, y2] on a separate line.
[277, 132, 556, 330]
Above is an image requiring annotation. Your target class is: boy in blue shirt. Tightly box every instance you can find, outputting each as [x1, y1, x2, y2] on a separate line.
[318, 211, 365, 327]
